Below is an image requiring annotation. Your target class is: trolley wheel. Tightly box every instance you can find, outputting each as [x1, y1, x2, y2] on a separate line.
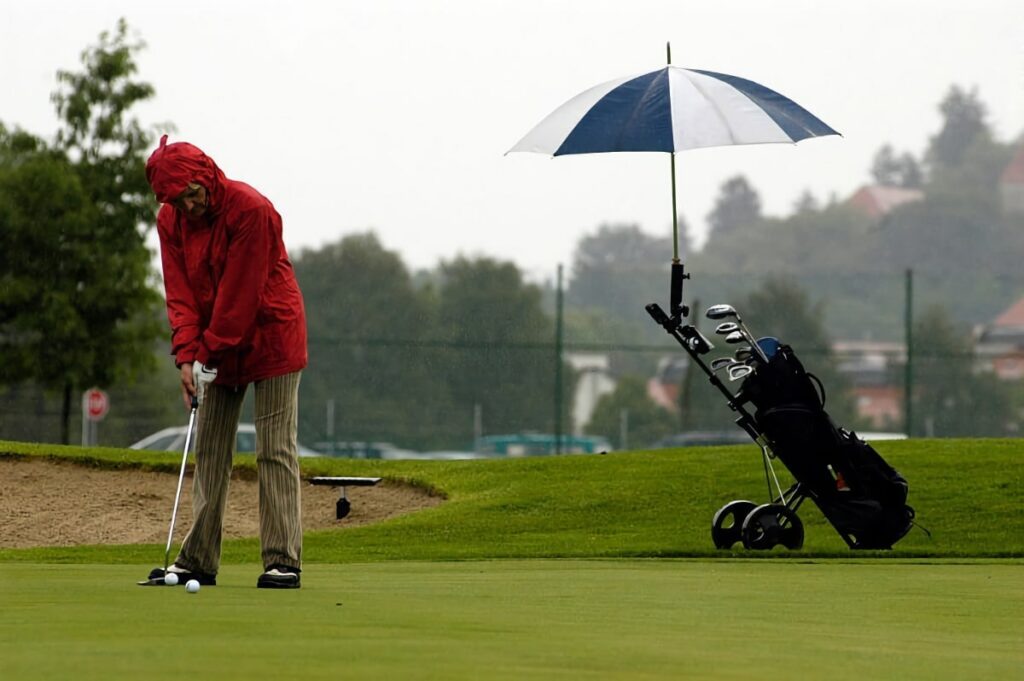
[741, 503, 805, 551]
[711, 500, 758, 549]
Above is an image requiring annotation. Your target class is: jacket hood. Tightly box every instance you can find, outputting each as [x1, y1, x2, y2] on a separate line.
[145, 135, 227, 209]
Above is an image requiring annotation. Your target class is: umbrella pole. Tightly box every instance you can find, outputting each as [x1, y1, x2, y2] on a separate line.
[669, 152, 688, 318]
[670, 152, 679, 262]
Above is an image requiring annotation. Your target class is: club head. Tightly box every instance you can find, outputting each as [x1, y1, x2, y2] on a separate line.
[706, 304, 737, 321]
[715, 322, 740, 335]
[728, 364, 754, 381]
[735, 348, 754, 362]
[710, 357, 737, 373]
[725, 330, 746, 345]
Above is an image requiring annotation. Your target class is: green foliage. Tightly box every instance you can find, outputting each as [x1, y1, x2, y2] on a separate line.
[704, 174, 763, 248]
[584, 375, 676, 448]
[567, 223, 679, 346]
[909, 306, 1017, 436]
[926, 85, 993, 172]
[294, 232, 457, 448]
[293, 236, 571, 450]
[0, 19, 162, 443]
[871, 143, 923, 188]
[435, 255, 573, 438]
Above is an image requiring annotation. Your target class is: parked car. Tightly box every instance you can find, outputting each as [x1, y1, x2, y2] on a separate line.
[312, 441, 420, 459]
[130, 423, 321, 457]
[653, 431, 752, 448]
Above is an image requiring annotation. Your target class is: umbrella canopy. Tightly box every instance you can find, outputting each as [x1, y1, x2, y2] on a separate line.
[508, 61, 839, 318]
[509, 66, 839, 156]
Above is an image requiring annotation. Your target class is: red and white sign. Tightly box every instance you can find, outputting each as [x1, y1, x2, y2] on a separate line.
[83, 388, 109, 422]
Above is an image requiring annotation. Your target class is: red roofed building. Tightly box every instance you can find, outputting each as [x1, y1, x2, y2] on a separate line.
[847, 185, 924, 220]
[976, 296, 1024, 380]
[1000, 144, 1024, 214]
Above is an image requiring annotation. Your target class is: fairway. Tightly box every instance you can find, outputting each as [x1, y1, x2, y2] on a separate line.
[2, 560, 1021, 680]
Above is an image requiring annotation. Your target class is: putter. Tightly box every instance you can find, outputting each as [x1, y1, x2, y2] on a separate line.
[138, 394, 199, 586]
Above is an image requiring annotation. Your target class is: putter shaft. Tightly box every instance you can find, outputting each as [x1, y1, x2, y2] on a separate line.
[164, 398, 198, 571]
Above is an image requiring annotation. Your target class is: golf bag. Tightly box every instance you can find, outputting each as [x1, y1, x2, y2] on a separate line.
[735, 343, 915, 549]
[646, 290, 916, 551]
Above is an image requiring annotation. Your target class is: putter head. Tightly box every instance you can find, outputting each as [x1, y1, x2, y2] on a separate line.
[715, 322, 740, 335]
[706, 304, 737, 321]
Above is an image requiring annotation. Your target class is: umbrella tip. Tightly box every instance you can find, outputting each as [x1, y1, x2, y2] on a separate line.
[666, 42, 672, 65]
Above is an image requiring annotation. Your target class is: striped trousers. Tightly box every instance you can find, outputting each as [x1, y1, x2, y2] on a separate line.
[176, 371, 303, 575]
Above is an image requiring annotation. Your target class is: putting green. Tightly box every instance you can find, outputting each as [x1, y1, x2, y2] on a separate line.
[1, 560, 1020, 680]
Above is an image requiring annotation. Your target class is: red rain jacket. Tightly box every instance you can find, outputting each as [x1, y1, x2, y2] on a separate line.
[146, 136, 307, 386]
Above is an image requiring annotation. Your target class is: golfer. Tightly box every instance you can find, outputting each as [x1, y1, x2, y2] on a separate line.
[143, 135, 308, 589]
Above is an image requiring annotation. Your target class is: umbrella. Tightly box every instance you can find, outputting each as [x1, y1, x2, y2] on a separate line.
[509, 46, 839, 318]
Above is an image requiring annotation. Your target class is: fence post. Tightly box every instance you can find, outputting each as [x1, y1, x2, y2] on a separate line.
[904, 268, 914, 437]
[554, 263, 564, 454]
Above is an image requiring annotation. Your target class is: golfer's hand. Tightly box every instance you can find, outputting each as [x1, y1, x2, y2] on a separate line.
[192, 361, 218, 406]
[180, 363, 196, 409]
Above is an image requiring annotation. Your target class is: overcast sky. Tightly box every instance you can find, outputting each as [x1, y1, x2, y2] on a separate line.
[3, 0, 1022, 281]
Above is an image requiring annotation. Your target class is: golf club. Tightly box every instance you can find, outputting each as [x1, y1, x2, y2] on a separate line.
[166, 395, 199, 570]
[707, 304, 769, 363]
[705, 304, 738, 321]
[728, 364, 754, 381]
[724, 330, 747, 345]
[710, 357, 739, 373]
[138, 394, 198, 586]
[735, 348, 754, 362]
[715, 322, 740, 336]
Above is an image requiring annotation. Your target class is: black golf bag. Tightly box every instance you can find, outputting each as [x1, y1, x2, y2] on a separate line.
[730, 343, 915, 550]
[647, 291, 915, 551]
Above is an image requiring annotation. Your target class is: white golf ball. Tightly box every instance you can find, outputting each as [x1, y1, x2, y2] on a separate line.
[164, 572, 179, 586]
[185, 579, 200, 594]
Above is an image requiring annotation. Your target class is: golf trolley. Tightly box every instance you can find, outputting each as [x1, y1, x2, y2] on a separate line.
[646, 264, 915, 551]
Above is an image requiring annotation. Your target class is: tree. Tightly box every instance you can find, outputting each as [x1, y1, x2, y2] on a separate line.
[792, 189, 821, 215]
[585, 376, 676, 450]
[0, 20, 163, 443]
[568, 223, 679, 345]
[705, 175, 762, 244]
[926, 86, 992, 172]
[436, 256, 572, 439]
[870, 144, 923, 188]
[909, 306, 1015, 437]
[293, 232, 456, 449]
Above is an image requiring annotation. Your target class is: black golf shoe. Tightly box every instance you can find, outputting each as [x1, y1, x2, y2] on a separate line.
[257, 564, 301, 589]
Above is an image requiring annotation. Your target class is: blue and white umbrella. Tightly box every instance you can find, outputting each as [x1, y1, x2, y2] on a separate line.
[509, 62, 839, 264]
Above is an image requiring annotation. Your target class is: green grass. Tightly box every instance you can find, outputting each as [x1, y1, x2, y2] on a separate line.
[1, 439, 1021, 680]
[1, 560, 1021, 681]
[1, 438, 1022, 563]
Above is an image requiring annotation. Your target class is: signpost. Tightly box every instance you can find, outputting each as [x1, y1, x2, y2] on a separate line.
[81, 388, 109, 446]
